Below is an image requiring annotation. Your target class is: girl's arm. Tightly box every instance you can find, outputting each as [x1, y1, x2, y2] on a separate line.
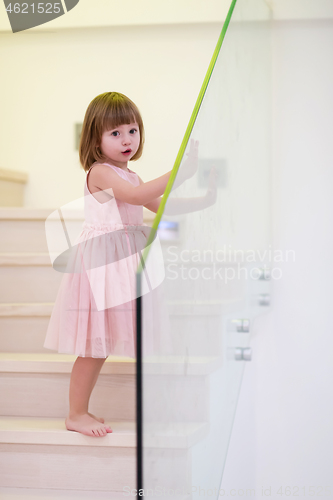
[89, 165, 172, 206]
[89, 140, 199, 207]
[136, 164, 197, 213]
[137, 175, 162, 213]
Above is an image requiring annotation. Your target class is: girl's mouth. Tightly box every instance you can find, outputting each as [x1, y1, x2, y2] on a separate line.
[122, 149, 132, 155]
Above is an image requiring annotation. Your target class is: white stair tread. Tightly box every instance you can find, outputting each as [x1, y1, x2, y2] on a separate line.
[0, 299, 237, 317]
[0, 352, 135, 374]
[0, 417, 209, 449]
[0, 208, 54, 220]
[0, 417, 135, 447]
[0, 488, 122, 500]
[0, 352, 222, 375]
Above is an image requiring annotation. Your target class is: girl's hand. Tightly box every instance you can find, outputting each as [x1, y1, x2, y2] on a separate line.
[204, 166, 218, 205]
[181, 138, 199, 179]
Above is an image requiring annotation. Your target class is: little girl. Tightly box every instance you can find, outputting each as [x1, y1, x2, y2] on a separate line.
[44, 91, 216, 438]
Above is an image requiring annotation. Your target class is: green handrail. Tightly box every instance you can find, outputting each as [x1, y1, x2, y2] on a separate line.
[137, 0, 238, 274]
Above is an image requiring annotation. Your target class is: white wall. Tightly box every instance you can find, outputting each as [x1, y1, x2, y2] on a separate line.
[221, 19, 333, 495]
[270, 0, 333, 20]
[0, 23, 222, 208]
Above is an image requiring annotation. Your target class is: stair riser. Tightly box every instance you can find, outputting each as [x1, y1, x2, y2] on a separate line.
[142, 447, 192, 494]
[0, 221, 49, 253]
[144, 374, 209, 423]
[0, 444, 192, 493]
[0, 373, 208, 422]
[0, 443, 135, 491]
[0, 266, 63, 303]
[170, 315, 222, 356]
[0, 373, 135, 421]
[0, 317, 51, 353]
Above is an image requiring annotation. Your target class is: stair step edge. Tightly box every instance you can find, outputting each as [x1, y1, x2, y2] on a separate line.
[0, 353, 135, 375]
[0, 417, 134, 447]
[0, 417, 209, 449]
[0, 254, 52, 266]
[0, 303, 53, 316]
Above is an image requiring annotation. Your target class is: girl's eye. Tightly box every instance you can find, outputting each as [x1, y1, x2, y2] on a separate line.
[111, 131, 119, 136]
[130, 129, 137, 134]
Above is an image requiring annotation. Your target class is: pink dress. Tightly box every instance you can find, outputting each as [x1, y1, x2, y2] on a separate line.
[43, 161, 172, 359]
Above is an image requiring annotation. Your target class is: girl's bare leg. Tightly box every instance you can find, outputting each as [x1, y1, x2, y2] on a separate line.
[65, 356, 112, 437]
[87, 359, 108, 423]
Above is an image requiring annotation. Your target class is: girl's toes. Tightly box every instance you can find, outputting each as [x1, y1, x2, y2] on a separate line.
[98, 425, 107, 436]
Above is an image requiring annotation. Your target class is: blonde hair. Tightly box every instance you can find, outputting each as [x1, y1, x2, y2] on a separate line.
[79, 92, 145, 172]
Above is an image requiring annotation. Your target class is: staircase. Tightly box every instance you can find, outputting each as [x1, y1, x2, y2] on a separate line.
[0, 207, 248, 499]
[0, 207, 148, 498]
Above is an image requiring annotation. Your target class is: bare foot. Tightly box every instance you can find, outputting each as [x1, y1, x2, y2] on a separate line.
[65, 413, 112, 436]
[88, 412, 105, 423]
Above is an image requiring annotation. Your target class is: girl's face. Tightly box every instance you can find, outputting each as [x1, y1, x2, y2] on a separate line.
[99, 122, 140, 170]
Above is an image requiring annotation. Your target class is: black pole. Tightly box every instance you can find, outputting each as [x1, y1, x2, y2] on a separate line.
[136, 271, 143, 496]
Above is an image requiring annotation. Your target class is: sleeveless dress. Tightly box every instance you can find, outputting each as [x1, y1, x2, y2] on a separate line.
[43, 161, 172, 359]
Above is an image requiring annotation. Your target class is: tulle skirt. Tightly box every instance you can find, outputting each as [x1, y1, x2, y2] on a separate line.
[44, 223, 172, 358]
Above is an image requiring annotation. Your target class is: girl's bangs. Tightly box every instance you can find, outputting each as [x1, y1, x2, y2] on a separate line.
[102, 100, 138, 132]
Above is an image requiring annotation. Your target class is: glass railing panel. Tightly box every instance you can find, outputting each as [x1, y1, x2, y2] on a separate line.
[137, 0, 272, 498]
